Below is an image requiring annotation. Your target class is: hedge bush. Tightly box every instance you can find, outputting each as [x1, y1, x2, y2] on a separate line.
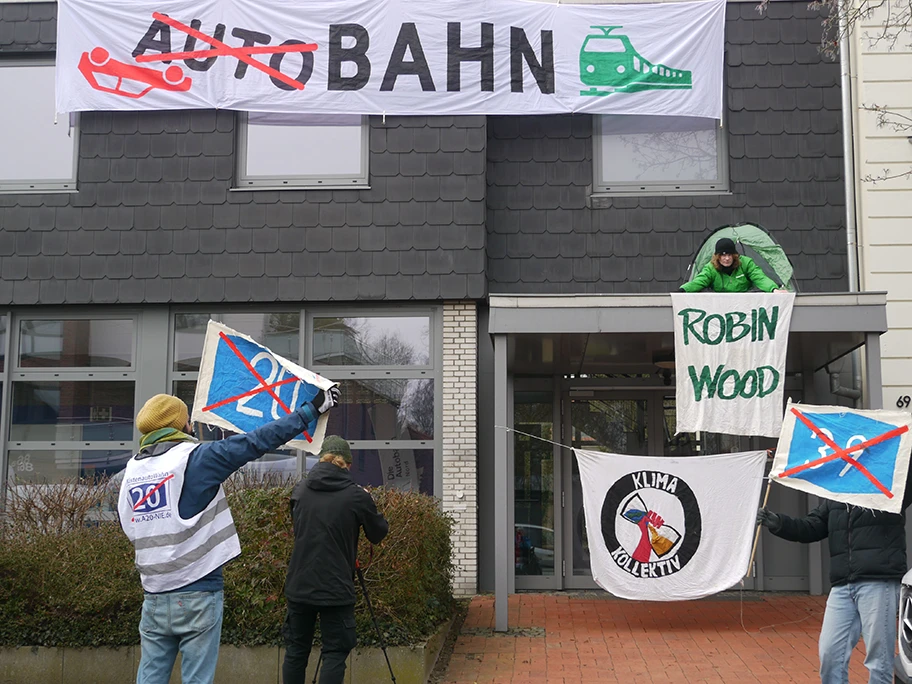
[0, 478, 455, 649]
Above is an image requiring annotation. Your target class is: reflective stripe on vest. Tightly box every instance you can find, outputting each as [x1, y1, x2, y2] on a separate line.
[118, 441, 241, 593]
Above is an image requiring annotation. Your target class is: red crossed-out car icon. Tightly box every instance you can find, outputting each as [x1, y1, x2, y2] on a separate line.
[78, 46, 192, 99]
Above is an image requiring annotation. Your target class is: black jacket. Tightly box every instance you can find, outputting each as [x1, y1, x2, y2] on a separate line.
[284, 462, 389, 606]
[771, 497, 910, 586]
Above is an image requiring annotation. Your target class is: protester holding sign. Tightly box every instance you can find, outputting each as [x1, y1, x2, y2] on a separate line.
[117, 387, 339, 684]
[283, 436, 389, 684]
[757, 477, 912, 684]
[680, 238, 788, 293]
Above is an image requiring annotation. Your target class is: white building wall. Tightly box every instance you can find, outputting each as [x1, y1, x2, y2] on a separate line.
[441, 301, 478, 596]
[851, 5, 912, 409]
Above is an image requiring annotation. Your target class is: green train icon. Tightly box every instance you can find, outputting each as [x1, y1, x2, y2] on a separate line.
[579, 26, 693, 96]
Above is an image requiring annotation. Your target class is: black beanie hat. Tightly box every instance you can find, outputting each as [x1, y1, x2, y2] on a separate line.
[715, 237, 737, 254]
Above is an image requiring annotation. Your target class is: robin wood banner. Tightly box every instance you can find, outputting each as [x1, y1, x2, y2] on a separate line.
[671, 292, 795, 438]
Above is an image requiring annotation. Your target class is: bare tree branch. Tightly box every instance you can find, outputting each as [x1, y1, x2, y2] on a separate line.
[758, 0, 912, 58]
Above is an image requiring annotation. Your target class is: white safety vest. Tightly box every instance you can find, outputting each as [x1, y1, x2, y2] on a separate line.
[117, 442, 241, 593]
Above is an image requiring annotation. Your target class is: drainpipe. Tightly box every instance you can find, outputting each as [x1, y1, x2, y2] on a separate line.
[840, 0, 860, 294]
[838, 0, 864, 407]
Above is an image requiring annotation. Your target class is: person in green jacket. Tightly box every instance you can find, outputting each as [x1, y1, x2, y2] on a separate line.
[680, 238, 788, 293]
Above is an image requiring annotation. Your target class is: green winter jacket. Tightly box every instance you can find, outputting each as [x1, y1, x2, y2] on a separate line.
[680, 255, 781, 293]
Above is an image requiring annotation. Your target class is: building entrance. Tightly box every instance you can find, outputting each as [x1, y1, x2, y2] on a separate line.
[514, 385, 747, 591]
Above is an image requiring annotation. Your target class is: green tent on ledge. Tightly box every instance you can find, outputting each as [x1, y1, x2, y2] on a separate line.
[685, 223, 798, 292]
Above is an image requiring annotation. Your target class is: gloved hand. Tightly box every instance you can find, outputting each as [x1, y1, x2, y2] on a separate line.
[756, 508, 780, 530]
[309, 385, 341, 415]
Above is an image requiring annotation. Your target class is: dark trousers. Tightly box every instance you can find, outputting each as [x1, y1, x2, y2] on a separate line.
[282, 601, 357, 684]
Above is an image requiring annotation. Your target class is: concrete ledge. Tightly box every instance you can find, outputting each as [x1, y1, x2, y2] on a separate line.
[0, 618, 452, 684]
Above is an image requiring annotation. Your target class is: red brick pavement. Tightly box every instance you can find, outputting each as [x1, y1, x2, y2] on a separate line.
[441, 592, 872, 683]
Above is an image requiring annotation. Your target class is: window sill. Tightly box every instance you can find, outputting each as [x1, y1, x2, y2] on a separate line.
[0, 187, 78, 195]
[230, 185, 370, 192]
[588, 189, 732, 208]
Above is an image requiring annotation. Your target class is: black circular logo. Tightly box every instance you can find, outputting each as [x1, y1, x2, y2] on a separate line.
[601, 470, 702, 578]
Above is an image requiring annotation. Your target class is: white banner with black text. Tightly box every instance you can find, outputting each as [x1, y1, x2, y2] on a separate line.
[56, 0, 725, 118]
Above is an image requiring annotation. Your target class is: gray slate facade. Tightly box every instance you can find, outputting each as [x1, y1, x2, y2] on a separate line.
[487, 2, 846, 294]
[0, 1, 846, 304]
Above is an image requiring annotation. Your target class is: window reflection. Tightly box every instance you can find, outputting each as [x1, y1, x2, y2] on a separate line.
[324, 379, 434, 440]
[173, 313, 299, 371]
[10, 381, 135, 441]
[7, 449, 132, 483]
[19, 319, 133, 368]
[307, 449, 434, 496]
[313, 317, 430, 366]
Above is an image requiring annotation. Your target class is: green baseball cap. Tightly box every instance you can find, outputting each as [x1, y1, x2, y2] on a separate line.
[319, 435, 352, 464]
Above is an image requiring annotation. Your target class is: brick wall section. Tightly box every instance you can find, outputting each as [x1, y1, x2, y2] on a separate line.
[441, 301, 478, 596]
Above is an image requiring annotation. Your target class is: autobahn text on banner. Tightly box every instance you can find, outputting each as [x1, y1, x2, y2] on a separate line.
[671, 292, 796, 438]
[55, 0, 725, 119]
[574, 448, 766, 600]
[770, 399, 912, 514]
[191, 320, 335, 454]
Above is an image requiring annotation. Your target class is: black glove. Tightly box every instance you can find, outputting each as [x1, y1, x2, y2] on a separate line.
[756, 508, 780, 530]
[309, 385, 341, 415]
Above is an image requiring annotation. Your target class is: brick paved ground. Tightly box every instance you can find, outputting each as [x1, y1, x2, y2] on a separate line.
[441, 592, 872, 683]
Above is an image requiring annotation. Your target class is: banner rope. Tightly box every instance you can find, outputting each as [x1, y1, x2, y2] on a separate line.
[495, 425, 575, 451]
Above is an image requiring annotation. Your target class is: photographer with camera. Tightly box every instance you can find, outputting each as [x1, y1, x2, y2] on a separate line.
[282, 436, 389, 684]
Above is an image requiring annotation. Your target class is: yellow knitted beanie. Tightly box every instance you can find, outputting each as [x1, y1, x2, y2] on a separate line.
[136, 394, 189, 434]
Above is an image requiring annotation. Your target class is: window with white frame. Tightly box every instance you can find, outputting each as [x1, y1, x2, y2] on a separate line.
[0, 61, 79, 193]
[236, 113, 369, 189]
[592, 115, 727, 195]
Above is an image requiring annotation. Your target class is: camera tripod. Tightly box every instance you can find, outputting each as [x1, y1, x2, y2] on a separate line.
[312, 559, 396, 683]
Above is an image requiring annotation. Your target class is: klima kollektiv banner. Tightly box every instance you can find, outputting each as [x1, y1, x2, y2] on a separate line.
[770, 399, 912, 514]
[671, 292, 796, 438]
[191, 320, 335, 454]
[575, 449, 766, 600]
[56, 0, 724, 118]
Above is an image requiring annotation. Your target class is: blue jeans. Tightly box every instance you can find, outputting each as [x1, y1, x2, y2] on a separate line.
[819, 579, 900, 684]
[136, 590, 224, 684]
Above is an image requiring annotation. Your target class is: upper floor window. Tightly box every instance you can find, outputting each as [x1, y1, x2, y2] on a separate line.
[593, 115, 727, 195]
[0, 61, 79, 193]
[236, 113, 368, 189]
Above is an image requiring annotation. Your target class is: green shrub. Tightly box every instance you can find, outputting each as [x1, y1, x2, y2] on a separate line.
[0, 480, 455, 649]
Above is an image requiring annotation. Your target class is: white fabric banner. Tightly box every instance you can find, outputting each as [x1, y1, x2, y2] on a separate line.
[56, 0, 725, 118]
[575, 448, 766, 600]
[671, 292, 796, 438]
[770, 399, 912, 513]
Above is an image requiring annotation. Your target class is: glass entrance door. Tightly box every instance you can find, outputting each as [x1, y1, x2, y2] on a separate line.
[514, 390, 560, 590]
[561, 390, 753, 590]
[563, 393, 651, 589]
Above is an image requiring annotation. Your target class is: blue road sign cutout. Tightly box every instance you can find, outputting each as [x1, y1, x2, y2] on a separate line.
[784, 411, 899, 495]
[202, 332, 320, 441]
